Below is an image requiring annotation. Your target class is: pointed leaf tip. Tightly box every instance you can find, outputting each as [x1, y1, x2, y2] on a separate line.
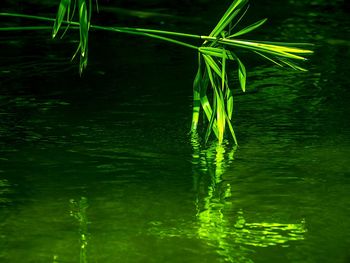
[237, 58, 246, 92]
[52, 0, 71, 38]
[230, 18, 268, 38]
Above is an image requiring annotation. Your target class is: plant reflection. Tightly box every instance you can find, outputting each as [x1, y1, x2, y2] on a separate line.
[192, 135, 306, 262]
[70, 197, 89, 263]
[149, 134, 306, 262]
[0, 178, 12, 205]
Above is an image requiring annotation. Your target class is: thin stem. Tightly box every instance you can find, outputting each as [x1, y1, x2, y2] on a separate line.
[92, 25, 199, 50]
[0, 12, 200, 50]
[0, 26, 53, 31]
[116, 26, 201, 40]
[0, 12, 56, 23]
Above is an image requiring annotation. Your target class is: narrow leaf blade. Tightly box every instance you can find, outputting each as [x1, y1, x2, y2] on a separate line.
[79, 0, 89, 73]
[237, 57, 246, 92]
[52, 0, 71, 38]
[191, 54, 202, 132]
[229, 18, 267, 38]
[210, 0, 248, 38]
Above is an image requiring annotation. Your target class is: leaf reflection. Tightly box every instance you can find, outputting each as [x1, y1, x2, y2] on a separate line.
[149, 134, 306, 262]
[193, 136, 306, 262]
[70, 197, 89, 263]
[0, 178, 12, 205]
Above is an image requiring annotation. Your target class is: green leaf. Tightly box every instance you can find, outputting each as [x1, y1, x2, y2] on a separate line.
[225, 112, 238, 145]
[221, 52, 226, 92]
[204, 61, 220, 142]
[52, 0, 71, 38]
[199, 47, 234, 60]
[219, 38, 309, 61]
[237, 57, 246, 92]
[202, 54, 222, 78]
[205, 90, 217, 143]
[95, 0, 99, 13]
[191, 54, 202, 132]
[78, 0, 89, 73]
[216, 89, 226, 144]
[199, 69, 219, 140]
[254, 51, 283, 67]
[279, 58, 308, 71]
[229, 18, 267, 38]
[200, 71, 214, 123]
[245, 40, 314, 48]
[204, 58, 226, 144]
[226, 88, 233, 120]
[228, 3, 249, 34]
[89, 0, 93, 27]
[209, 0, 248, 38]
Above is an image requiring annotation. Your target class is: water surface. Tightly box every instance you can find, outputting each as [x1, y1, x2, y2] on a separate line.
[1, 0, 350, 262]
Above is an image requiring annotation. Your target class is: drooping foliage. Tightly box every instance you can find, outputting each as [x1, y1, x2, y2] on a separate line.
[0, 0, 313, 144]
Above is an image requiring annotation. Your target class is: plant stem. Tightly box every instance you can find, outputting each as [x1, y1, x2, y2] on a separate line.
[0, 12, 202, 50]
[0, 26, 53, 31]
[116, 26, 202, 40]
[0, 13, 57, 23]
[92, 25, 199, 50]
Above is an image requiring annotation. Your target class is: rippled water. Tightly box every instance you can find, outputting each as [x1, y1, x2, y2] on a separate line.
[1, 0, 350, 262]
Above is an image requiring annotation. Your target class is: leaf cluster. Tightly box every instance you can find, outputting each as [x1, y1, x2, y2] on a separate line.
[0, 0, 313, 145]
[53, 0, 99, 74]
[191, 0, 313, 144]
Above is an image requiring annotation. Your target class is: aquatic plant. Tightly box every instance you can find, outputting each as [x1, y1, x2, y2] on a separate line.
[0, 0, 313, 144]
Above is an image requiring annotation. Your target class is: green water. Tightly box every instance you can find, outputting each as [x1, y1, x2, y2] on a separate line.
[1, 0, 350, 262]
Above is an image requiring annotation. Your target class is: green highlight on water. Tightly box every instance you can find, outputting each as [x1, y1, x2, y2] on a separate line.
[70, 197, 89, 263]
[148, 137, 307, 262]
[51, 197, 89, 263]
[0, 0, 313, 144]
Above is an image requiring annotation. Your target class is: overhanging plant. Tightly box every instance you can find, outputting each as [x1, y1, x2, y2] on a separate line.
[0, 0, 313, 145]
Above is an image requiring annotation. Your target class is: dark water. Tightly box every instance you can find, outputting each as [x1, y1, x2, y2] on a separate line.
[1, 0, 350, 262]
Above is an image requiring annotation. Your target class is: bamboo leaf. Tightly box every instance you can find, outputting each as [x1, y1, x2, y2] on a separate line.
[52, 0, 71, 38]
[229, 18, 267, 38]
[244, 40, 315, 48]
[199, 47, 235, 60]
[210, 0, 248, 38]
[237, 57, 246, 92]
[89, 0, 92, 27]
[218, 38, 309, 60]
[205, 91, 217, 143]
[254, 51, 283, 67]
[78, 0, 89, 73]
[279, 58, 308, 71]
[191, 54, 202, 132]
[226, 88, 233, 120]
[60, 0, 77, 39]
[204, 59, 226, 143]
[205, 61, 222, 142]
[199, 70, 219, 139]
[222, 39, 313, 55]
[215, 82, 226, 144]
[200, 71, 213, 122]
[95, 0, 99, 13]
[229, 3, 250, 33]
[221, 51, 226, 92]
[225, 113, 238, 145]
[202, 54, 222, 78]
[216, 90, 226, 144]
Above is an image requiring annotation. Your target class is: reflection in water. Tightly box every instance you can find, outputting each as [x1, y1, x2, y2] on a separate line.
[192, 136, 306, 262]
[0, 178, 12, 205]
[1, 1, 349, 261]
[149, 134, 306, 262]
[69, 197, 89, 263]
